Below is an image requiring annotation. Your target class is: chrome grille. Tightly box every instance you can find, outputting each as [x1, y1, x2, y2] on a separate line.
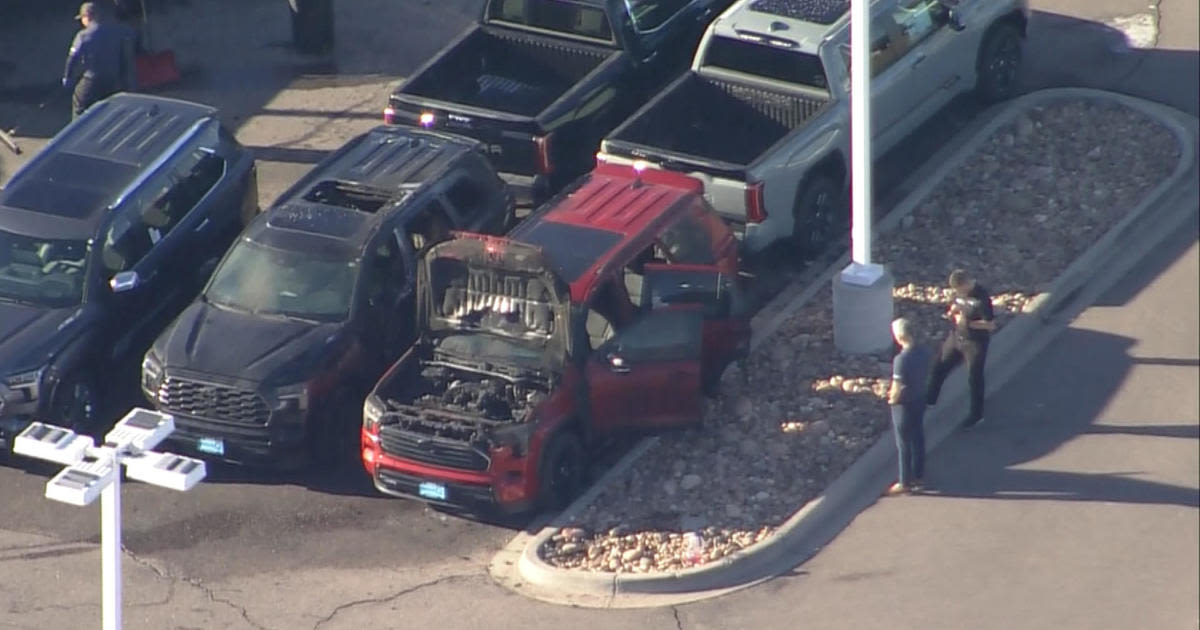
[378, 426, 489, 471]
[158, 377, 269, 425]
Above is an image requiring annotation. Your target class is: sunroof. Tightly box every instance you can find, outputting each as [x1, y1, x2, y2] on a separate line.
[748, 0, 850, 24]
[266, 203, 366, 239]
[302, 179, 403, 214]
[0, 152, 136, 219]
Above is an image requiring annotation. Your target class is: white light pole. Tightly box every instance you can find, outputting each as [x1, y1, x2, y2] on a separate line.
[15, 409, 207, 630]
[833, 0, 895, 354]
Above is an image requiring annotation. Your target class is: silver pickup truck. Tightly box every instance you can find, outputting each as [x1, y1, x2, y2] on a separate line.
[598, 0, 1030, 257]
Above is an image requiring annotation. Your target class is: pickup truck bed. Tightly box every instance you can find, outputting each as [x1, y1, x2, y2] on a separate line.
[402, 27, 614, 117]
[606, 73, 829, 167]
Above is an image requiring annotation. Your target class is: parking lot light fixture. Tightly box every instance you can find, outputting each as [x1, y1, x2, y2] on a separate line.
[13, 409, 207, 630]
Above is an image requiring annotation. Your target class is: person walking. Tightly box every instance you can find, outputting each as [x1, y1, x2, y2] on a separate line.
[926, 268, 996, 429]
[886, 317, 932, 495]
[63, 2, 137, 119]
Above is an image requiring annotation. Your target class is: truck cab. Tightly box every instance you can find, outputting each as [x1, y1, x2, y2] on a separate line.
[384, 0, 733, 206]
[361, 162, 749, 514]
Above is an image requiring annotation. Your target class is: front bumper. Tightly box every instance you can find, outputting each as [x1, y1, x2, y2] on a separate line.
[368, 450, 534, 516]
[146, 369, 314, 468]
[161, 410, 309, 469]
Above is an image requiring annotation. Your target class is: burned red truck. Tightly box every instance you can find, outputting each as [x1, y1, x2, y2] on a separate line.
[360, 163, 749, 513]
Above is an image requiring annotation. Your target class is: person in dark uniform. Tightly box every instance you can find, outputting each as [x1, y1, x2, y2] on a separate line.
[926, 268, 996, 429]
[886, 317, 932, 495]
[63, 2, 136, 119]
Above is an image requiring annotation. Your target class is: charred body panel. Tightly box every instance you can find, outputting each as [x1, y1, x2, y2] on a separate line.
[363, 165, 751, 514]
[145, 127, 514, 469]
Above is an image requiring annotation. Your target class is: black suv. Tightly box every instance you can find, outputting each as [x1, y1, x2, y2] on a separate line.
[0, 94, 257, 448]
[143, 125, 514, 469]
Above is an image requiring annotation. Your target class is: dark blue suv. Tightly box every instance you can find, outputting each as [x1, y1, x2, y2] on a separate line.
[0, 93, 257, 448]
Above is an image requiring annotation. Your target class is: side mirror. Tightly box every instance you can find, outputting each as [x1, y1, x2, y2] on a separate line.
[607, 353, 631, 374]
[110, 270, 140, 293]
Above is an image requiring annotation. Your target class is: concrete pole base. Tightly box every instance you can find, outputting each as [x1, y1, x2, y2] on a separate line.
[833, 263, 895, 354]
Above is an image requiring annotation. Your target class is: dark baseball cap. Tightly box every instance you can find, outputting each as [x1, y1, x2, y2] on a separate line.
[75, 2, 97, 19]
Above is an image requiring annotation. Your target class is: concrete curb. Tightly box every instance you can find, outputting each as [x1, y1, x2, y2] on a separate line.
[491, 88, 1200, 608]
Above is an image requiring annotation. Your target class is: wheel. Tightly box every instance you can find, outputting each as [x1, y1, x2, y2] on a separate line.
[50, 372, 101, 435]
[790, 173, 847, 260]
[538, 430, 585, 511]
[309, 389, 359, 469]
[975, 22, 1023, 103]
[289, 0, 334, 55]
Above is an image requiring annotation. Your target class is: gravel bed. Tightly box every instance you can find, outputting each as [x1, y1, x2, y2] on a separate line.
[540, 98, 1183, 573]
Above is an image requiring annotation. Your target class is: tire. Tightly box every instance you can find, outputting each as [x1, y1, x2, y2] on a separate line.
[975, 22, 1023, 103]
[538, 430, 585, 511]
[50, 372, 101, 435]
[289, 0, 334, 55]
[791, 173, 847, 260]
[309, 389, 358, 469]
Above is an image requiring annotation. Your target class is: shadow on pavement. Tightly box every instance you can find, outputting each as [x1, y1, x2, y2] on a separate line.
[924, 329, 1198, 509]
[923, 214, 1199, 510]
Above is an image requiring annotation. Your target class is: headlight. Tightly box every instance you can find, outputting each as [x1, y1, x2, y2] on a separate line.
[4, 367, 44, 388]
[141, 353, 164, 397]
[362, 396, 384, 435]
[275, 383, 309, 412]
[490, 422, 536, 457]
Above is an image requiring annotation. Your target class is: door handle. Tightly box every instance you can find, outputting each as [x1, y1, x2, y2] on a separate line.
[193, 218, 210, 232]
[911, 54, 927, 68]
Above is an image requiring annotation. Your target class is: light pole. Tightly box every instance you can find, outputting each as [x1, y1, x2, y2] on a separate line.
[14, 408, 207, 630]
[833, 0, 895, 354]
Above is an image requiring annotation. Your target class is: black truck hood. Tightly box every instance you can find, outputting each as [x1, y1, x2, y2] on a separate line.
[421, 234, 570, 364]
[0, 301, 81, 374]
[156, 300, 342, 386]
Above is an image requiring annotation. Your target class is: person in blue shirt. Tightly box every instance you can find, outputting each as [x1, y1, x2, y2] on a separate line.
[886, 317, 932, 495]
[63, 2, 137, 119]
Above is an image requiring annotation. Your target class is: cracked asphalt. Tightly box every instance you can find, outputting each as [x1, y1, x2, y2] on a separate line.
[1, 0, 1195, 628]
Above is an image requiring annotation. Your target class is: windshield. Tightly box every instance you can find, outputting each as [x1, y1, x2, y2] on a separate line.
[205, 238, 358, 322]
[486, 0, 615, 42]
[0, 230, 89, 308]
[436, 333, 548, 368]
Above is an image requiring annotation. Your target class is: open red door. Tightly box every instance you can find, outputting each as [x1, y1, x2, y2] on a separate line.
[585, 308, 705, 434]
[641, 263, 751, 391]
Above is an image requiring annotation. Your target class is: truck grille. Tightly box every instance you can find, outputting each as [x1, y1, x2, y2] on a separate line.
[158, 377, 269, 425]
[378, 426, 490, 471]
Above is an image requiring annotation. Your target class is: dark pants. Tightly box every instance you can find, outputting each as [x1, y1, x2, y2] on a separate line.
[890, 403, 926, 486]
[927, 334, 989, 424]
[72, 75, 118, 119]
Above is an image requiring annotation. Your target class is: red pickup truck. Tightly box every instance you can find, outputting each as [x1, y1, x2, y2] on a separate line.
[359, 162, 750, 514]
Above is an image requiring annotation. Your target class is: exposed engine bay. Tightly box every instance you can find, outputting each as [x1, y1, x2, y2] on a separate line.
[378, 360, 550, 443]
[414, 363, 547, 423]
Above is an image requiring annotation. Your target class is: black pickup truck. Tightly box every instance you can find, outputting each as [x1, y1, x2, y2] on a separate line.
[384, 0, 733, 205]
